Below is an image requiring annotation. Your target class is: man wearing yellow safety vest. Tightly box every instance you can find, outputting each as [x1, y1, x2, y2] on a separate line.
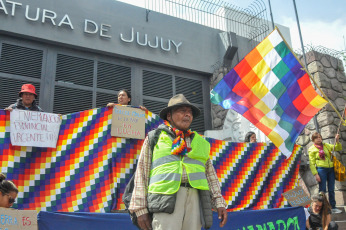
[129, 94, 228, 230]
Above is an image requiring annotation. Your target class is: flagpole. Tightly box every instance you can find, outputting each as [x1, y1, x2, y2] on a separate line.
[267, 0, 275, 30]
[292, 0, 321, 132]
[292, 0, 308, 69]
[292, 0, 345, 127]
[332, 103, 346, 155]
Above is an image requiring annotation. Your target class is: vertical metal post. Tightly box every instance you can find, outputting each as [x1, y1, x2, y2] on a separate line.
[292, 0, 320, 133]
[267, 0, 275, 30]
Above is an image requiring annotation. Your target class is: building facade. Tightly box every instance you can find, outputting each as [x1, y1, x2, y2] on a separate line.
[0, 0, 289, 134]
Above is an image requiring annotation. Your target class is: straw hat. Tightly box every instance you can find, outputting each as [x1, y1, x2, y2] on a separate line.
[159, 94, 200, 120]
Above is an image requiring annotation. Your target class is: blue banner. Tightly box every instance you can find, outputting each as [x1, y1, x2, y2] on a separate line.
[38, 207, 305, 230]
[38, 211, 138, 230]
[209, 207, 306, 230]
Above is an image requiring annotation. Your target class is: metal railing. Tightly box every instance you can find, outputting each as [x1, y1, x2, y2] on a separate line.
[295, 45, 345, 60]
[144, 0, 271, 42]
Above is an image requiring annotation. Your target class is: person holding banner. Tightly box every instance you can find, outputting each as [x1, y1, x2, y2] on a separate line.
[5, 84, 43, 112]
[129, 94, 227, 230]
[107, 89, 146, 110]
[306, 192, 338, 230]
[308, 132, 342, 214]
[0, 173, 18, 208]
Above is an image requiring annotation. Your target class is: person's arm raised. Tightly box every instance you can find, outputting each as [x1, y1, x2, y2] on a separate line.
[106, 103, 116, 107]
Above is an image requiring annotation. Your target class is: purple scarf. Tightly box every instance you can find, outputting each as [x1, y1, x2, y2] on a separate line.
[314, 144, 325, 160]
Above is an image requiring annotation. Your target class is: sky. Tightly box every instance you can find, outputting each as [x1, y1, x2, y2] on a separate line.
[243, 0, 346, 52]
[117, 0, 346, 53]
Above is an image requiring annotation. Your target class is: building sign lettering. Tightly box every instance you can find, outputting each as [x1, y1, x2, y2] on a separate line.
[119, 27, 182, 53]
[0, 0, 182, 53]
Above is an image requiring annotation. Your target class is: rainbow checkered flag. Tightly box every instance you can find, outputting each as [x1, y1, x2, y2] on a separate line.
[210, 28, 327, 158]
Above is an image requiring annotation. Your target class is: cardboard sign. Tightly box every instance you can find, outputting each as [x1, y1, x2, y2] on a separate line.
[10, 110, 61, 148]
[0, 208, 37, 230]
[111, 106, 145, 139]
[283, 186, 311, 207]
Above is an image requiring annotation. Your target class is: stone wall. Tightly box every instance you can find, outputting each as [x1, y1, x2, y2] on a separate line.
[296, 51, 346, 199]
[210, 67, 231, 130]
[210, 50, 346, 203]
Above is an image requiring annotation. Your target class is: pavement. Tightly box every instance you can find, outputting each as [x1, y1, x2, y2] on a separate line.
[334, 191, 346, 229]
[332, 206, 346, 229]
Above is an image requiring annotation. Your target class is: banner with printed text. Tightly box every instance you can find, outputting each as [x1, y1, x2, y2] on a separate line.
[0, 108, 301, 212]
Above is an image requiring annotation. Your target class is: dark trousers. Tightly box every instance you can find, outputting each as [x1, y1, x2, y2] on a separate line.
[317, 167, 336, 208]
[307, 221, 338, 230]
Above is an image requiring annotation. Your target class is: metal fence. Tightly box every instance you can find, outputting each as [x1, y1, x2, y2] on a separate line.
[144, 0, 271, 42]
[295, 45, 345, 61]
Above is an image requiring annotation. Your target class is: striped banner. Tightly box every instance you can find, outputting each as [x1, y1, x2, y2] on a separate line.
[0, 108, 301, 212]
[209, 139, 301, 211]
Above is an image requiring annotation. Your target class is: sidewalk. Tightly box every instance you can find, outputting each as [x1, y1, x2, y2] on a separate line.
[332, 206, 346, 229]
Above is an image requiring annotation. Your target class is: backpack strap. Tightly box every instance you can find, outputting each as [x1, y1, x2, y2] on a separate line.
[148, 129, 159, 152]
[147, 128, 165, 153]
[324, 143, 334, 160]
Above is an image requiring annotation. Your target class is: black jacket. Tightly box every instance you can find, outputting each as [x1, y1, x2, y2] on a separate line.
[7, 98, 43, 112]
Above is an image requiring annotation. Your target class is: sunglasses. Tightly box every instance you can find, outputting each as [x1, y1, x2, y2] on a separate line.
[5, 194, 16, 204]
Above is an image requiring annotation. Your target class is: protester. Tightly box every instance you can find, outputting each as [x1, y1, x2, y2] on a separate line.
[5, 84, 43, 112]
[129, 94, 227, 230]
[308, 132, 342, 214]
[306, 192, 338, 230]
[244, 131, 256, 143]
[0, 173, 18, 208]
[107, 89, 146, 110]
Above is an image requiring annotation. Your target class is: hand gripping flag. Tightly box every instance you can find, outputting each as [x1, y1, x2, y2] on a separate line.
[210, 28, 327, 158]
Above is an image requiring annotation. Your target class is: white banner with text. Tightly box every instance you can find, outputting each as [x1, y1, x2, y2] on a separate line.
[10, 110, 61, 148]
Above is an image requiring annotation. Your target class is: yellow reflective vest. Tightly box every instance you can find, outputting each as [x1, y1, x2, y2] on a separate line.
[148, 130, 210, 194]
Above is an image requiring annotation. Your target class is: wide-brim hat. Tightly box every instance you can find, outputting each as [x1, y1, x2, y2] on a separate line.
[19, 84, 37, 98]
[159, 94, 200, 120]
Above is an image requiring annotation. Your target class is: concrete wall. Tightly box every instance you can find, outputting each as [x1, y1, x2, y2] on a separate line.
[0, 0, 226, 74]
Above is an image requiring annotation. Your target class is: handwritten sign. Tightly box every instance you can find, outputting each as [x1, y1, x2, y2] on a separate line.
[0, 208, 37, 230]
[283, 186, 311, 207]
[111, 106, 145, 139]
[10, 110, 61, 148]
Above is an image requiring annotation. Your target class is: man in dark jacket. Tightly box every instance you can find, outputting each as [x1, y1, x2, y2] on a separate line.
[5, 84, 43, 112]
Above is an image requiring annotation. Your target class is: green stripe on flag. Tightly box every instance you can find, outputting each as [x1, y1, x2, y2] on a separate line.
[270, 81, 286, 98]
[272, 61, 290, 79]
[274, 42, 290, 58]
[210, 90, 223, 104]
